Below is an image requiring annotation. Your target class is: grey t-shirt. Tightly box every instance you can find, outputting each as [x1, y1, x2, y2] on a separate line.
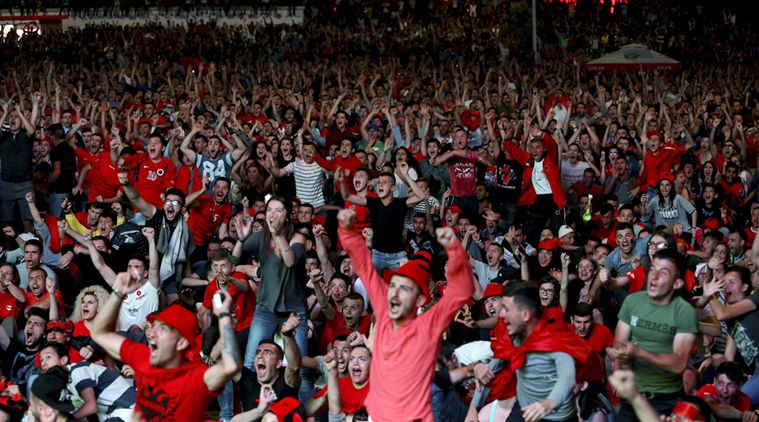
[514, 350, 577, 421]
[647, 194, 695, 233]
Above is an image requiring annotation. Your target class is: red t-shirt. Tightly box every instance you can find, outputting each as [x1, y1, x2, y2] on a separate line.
[625, 266, 647, 294]
[25, 291, 65, 314]
[188, 195, 233, 246]
[202, 272, 255, 332]
[345, 193, 375, 231]
[314, 154, 363, 194]
[313, 376, 370, 414]
[569, 322, 614, 382]
[449, 151, 479, 197]
[0, 291, 20, 319]
[321, 310, 372, 353]
[697, 384, 752, 416]
[119, 339, 218, 421]
[570, 182, 604, 207]
[134, 156, 177, 209]
[87, 152, 121, 202]
[75, 147, 99, 190]
[72, 320, 90, 338]
[175, 164, 203, 195]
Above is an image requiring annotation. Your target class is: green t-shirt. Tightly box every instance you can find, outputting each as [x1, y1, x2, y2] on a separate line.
[617, 292, 698, 393]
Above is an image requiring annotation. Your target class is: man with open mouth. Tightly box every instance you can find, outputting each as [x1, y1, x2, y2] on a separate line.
[337, 208, 474, 421]
[91, 271, 241, 421]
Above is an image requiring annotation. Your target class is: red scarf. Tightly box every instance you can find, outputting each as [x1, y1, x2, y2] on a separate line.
[487, 313, 592, 397]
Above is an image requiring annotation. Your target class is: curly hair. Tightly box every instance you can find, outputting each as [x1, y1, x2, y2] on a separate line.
[70, 285, 110, 323]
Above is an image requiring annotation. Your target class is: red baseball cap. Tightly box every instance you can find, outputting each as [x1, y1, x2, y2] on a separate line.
[147, 304, 199, 348]
[482, 283, 504, 300]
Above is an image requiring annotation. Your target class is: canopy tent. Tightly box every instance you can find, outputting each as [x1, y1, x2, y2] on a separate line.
[584, 44, 680, 72]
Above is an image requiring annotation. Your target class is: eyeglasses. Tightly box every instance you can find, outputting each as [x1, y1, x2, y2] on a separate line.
[164, 199, 181, 207]
[539, 288, 555, 294]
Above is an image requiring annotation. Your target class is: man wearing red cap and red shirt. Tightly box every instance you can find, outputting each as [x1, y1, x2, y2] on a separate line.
[91, 272, 242, 421]
[337, 208, 475, 421]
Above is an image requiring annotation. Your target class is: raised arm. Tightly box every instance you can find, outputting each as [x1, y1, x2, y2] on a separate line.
[118, 172, 157, 218]
[24, 192, 44, 225]
[310, 269, 336, 320]
[180, 122, 203, 164]
[280, 314, 302, 389]
[337, 210, 387, 312]
[91, 272, 143, 361]
[141, 227, 160, 289]
[335, 168, 367, 206]
[203, 291, 242, 392]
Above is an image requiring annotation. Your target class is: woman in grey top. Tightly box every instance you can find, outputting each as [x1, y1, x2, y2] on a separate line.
[643, 177, 697, 235]
[237, 196, 311, 399]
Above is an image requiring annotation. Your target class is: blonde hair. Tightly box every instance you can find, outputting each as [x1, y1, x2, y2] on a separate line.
[70, 285, 110, 323]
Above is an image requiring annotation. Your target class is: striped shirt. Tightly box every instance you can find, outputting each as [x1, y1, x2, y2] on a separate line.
[68, 361, 136, 421]
[284, 160, 326, 207]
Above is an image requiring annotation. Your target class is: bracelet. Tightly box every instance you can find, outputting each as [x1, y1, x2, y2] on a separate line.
[218, 312, 232, 320]
[112, 289, 126, 299]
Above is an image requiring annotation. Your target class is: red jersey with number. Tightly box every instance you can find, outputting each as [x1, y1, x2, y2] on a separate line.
[202, 272, 255, 332]
[134, 156, 177, 209]
[119, 340, 218, 421]
[188, 195, 232, 246]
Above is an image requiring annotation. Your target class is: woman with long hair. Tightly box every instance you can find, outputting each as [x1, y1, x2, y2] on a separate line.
[390, 147, 420, 199]
[642, 176, 697, 237]
[238, 196, 311, 398]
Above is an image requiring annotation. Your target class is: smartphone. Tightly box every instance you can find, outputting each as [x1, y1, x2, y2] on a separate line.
[213, 292, 225, 308]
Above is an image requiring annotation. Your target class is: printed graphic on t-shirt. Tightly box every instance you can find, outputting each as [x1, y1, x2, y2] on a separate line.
[138, 383, 177, 420]
[657, 204, 679, 220]
[731, 323, 758, 366]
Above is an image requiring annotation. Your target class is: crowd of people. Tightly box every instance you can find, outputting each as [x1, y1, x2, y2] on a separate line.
[1, 0, 759, 421]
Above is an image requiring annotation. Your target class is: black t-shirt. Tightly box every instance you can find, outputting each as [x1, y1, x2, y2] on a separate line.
[726, 295, 759, 374]
[49, 142, 77, 193]
[240, 367, 299, 411]
[481, 156, 523, 202]
[695, 198, 729, 227]
[0, 130, 33, 182]
[366, 196, 408, 253]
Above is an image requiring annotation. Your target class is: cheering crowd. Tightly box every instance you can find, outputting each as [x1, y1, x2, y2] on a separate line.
[2, 0, 759, 421]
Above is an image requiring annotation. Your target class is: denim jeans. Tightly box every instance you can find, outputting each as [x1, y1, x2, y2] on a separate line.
[243, 305, 315, 402]
[218, 379, 233, 421]
[49, 192, 70, 217]
[371, 249, 407, 275]
[742, 365, 759, 408]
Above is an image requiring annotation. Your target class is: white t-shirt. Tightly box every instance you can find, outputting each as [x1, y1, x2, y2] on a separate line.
[560, 159, 590, 190]
[118, 281, 160, 331]
[532, 160, 552, 195]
